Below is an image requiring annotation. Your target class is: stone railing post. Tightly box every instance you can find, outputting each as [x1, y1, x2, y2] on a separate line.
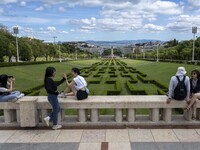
[126, 108, 135, 122]
[4, 109, 16, 123]
[78, 109, 87, 122]
[150, 108, 159, 122]
[91, 109, 99, 122]
[115, 109, 123, 122]
[163, 108, 172, 123]
[19, 97, 38, 127]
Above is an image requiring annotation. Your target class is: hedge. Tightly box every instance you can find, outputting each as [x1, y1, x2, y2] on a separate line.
[22, 84, 44, 95]
[107, 80, 121, 95]
[0, 60, 68, 67]
[126, 80, 147, 95]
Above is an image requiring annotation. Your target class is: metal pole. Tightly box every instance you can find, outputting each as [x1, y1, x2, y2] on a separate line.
[59, 45, 61, 62]
[156, 44, 159, 62]
[192, 27, 197, 62]
[192, 33, 196, 62]
[16, 34, 19, 62]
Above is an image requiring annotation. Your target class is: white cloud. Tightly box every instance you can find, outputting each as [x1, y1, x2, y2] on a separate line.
[0, 17, 50, 24]
[47, 26, 56, 32]
[58, 7, 66, 12]
[20, 1, 26, 6]
[35, 6, 44, 11]
[0, 0, 17, 5]
[60, 30, 68, 34]
[167, 15, 200, 32]
[0, 8, 4, 14]
[143, 24, 165, 31]
[188, 0, 200, 7]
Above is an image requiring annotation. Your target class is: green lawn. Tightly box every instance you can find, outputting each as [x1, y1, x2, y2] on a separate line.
[0, 59, 198, 95]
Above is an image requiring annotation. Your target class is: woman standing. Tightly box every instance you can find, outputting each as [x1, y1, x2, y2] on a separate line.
[43, 67, 66, 129]
[185, 70, 200, 119]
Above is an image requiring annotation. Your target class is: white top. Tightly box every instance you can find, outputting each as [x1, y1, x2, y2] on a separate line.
[73, 75, 87, 91]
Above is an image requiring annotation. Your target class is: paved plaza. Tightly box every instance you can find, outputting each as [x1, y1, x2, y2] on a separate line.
[0, 129, 200, 150]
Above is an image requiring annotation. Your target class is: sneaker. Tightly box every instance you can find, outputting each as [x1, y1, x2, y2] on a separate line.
[17, 93, 25, 99]
[58, 92, 67, 98]
[52, 125, 62, 130]
[43, 117, 49, 126]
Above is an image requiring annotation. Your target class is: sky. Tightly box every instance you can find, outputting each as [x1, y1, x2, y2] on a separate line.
[0, 0, 200, 42]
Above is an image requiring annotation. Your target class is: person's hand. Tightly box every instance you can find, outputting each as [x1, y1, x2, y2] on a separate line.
[186, 99, 190, 104]
[166, 98, 171, 104]
[63, 73, 67, 79]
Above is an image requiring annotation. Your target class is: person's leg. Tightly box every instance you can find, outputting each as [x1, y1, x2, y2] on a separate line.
[47, 94, 60, 125]
[0, 91, 21, 102]
[186, 93, 200, 110]
[66, 85, 77, 96]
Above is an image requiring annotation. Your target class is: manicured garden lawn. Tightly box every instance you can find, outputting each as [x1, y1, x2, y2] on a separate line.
[1, 59, 198, 115]
[0, 59, 198, 95]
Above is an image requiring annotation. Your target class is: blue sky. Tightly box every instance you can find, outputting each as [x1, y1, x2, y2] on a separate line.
[0, 0, 200, 42]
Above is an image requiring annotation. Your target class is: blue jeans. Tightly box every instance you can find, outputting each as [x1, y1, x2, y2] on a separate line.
[0, 91, 21, 102]
[47, 94, 60, 125]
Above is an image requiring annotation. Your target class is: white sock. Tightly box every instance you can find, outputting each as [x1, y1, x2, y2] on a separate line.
[46, 116, 50, 120]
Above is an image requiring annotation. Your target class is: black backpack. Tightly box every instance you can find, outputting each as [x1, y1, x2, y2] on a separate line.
[173, 76, 187, 100]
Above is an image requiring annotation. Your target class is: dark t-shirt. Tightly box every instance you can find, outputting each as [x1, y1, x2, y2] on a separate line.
[45, 77, 65, 95]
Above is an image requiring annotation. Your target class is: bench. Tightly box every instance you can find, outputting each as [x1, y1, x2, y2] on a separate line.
[0, 96, 200, 127]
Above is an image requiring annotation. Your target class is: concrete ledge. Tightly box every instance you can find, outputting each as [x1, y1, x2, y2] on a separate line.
[0, 95, 200, 128]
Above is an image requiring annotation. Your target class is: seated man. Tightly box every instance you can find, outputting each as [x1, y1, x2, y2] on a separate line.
[166, 67, 190, 104]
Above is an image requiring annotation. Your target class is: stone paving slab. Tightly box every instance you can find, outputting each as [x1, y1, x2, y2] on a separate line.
[151, 129, 179, 142]
[78, 143, 101, 150]
[106, 129, 129, 142]
[56, 130, 83, 142]
[173, 129, 200, 142]
[131, 142, 158, 150]
[109, 142, 131, 150]
[0, 143, 79, 150]
[81, 130, 106, 143]
[31, 130, 60, 143]
[128, 129, 154, 142]
[5, 130, 36, 143]
[0, 130, 16, 143]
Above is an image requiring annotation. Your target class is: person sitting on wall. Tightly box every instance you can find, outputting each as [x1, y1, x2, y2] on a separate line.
[0, 75, 24, 102]
[166, 67, 190, 104]
[185, 70, 200, 119]
[65, 68, 89, 100]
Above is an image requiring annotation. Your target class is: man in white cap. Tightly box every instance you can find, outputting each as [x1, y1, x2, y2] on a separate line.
[166, 66, 190, 104]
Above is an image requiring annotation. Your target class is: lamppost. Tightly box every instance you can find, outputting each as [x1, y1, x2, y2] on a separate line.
[13, 27, 19, 62]
[156, 44, 159, 62]
[192, 26, 197, 62]
[58, 41, 62, 62]
[53, 36, 57, 44]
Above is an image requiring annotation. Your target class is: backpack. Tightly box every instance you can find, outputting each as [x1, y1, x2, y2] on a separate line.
[173, 76, 187, 100]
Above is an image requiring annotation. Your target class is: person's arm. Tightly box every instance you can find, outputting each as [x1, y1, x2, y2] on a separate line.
[7, 79, 13, 91]
[193, 79, 200, 93]
[186, 76, 190, 100]
[46, 78, 59, 95]
[166, 77, 174, 104]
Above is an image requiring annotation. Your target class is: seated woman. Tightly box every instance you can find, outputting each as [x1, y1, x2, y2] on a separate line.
[185, 70, 200, 119]
[65, 68, 89, 100]
[0, 75, 24, 102]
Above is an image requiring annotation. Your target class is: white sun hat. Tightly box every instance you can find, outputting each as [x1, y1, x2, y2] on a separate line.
[176, 66, 187, 76]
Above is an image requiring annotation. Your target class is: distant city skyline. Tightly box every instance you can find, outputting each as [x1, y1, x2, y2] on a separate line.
[0, 0, 199, 42]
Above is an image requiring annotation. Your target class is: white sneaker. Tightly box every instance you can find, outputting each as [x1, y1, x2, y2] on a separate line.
[17, 93, 25, 99]
[52, 125, 62, 130]
[43, 117, 49, 126]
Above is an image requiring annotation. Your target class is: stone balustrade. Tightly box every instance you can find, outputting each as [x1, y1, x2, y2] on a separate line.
[0, 95, 200, 128]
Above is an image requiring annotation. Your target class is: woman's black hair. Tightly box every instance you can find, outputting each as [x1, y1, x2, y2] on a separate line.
[191, 69, 200, 78]
[72, 68, 80, 75]
[44, 67, 56, 87]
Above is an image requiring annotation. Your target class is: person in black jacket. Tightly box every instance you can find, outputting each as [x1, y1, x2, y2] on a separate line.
[185, 69, 200, 119]
[43, 67, 66, 130]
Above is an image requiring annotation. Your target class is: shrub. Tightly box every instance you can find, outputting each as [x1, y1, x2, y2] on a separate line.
[22, 84, 44, 95]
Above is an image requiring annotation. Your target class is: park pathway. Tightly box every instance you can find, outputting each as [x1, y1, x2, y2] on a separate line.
[0, 128, 200, 150]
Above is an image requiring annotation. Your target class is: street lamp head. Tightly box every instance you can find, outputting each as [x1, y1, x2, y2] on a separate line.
[192, 26, 197, 34]
[13, 27, 19, 34]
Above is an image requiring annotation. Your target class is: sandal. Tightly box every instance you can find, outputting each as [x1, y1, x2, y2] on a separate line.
[184, 107, 190, 112]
